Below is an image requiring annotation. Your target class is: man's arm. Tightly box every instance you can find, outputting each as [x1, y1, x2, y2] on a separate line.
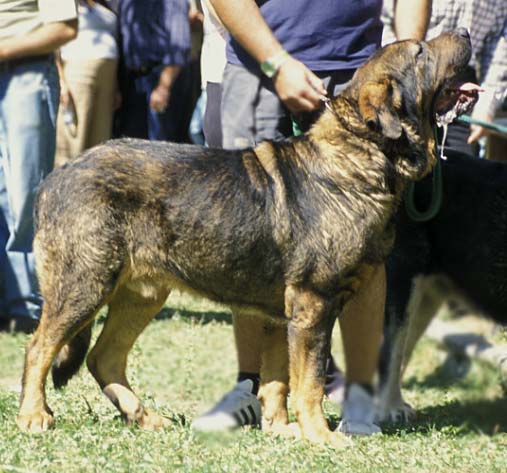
[394, 0, 432, 40]
[0, 19, 78, 61]
[209, 0, 326, 113]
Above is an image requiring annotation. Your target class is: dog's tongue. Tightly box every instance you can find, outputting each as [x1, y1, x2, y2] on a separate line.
[436, 81, 482, 128]
[458, 82, 483, 93]
[457, 82, 483, 102]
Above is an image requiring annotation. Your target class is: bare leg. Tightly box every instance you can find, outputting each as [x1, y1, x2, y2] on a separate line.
[340, 264, 386, 385]
[232, 312, 263, 374]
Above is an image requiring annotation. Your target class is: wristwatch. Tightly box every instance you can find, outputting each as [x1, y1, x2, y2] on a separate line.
[260, 50, 290, 78]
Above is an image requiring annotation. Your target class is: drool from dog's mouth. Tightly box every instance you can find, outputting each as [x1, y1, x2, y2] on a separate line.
[434, 81, 482, 127]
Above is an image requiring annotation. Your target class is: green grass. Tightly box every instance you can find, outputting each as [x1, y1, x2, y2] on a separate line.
[1, 291, 506, 472]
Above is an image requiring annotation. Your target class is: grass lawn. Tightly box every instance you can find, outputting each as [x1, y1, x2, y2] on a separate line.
[1, 291, 506, 472]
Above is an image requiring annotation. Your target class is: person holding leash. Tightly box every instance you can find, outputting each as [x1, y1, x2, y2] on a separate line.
[191, 0, 432, 435]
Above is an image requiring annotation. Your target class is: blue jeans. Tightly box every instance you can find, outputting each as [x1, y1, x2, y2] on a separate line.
[0, 59, 59, 321]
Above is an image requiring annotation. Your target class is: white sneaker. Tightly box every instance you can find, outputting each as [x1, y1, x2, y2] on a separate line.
[191, 379, 262, 432]
[337, 383, 382, 436]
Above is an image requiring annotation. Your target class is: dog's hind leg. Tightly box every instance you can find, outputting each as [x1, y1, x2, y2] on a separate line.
[17, 296, 104, 433]
[258, 322, 295, 437]
[86, 283, 170, 430]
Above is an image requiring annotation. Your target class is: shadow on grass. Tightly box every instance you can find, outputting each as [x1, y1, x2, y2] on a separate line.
[155, 307, 233, 325]
[95, 306, 232, 326]
[404, 352, 473, 390]
[381, 397, 507, 437]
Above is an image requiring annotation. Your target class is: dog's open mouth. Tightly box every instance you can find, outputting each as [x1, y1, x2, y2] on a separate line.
[434, 81, 482, 127]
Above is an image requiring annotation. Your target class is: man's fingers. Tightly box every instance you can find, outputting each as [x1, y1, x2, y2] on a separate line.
[467, 125, 486, 144]
[306, 71, 327, 96]
[285, 96, 318, 113]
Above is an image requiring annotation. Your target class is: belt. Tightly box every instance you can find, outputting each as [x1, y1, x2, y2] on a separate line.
[128, 63, 160, 78]
[0, 54, 53, 73]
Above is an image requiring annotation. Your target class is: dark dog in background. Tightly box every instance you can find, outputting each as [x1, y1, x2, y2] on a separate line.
[378, 149, 507, 422]
[17, 31, 475, 447]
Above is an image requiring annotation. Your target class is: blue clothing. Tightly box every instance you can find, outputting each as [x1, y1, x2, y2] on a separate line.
[0, 59, 60, 321]
[119, 65, 192, 141]
[227, 0, 383, 72]
[119, 0, 190, 70]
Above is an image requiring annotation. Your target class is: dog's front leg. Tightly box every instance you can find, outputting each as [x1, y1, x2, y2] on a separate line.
[285, 285, 349, 448]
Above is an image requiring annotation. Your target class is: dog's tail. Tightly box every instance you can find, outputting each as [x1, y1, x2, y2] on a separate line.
[52, 324, 93, 389]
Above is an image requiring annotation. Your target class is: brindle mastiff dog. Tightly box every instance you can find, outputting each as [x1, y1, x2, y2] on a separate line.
[18, 30, 476, 446]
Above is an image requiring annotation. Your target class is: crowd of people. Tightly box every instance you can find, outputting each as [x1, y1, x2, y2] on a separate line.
[0, 0, 506, 437]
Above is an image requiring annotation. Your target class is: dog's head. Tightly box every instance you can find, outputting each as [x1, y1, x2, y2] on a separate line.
[343, 29, 478, 180]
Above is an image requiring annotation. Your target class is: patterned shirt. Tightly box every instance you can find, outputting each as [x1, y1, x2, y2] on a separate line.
[382, 0, 507, 118]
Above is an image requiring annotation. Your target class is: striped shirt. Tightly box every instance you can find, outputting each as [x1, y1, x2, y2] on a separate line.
[382, 0, 507, 118]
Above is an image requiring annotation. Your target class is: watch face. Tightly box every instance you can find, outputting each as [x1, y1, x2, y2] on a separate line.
[261, 61, 276, 78]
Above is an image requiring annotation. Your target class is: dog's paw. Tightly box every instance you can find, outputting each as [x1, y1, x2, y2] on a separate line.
[17, 410, 54, 434]
[137, 408, 170, 430]
[263, 419, 302, 439]
[377, 401, 416, 424]
[324, 431, 353, 450]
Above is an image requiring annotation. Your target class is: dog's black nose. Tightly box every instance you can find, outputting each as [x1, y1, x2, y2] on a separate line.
[456, 28, 470, 39]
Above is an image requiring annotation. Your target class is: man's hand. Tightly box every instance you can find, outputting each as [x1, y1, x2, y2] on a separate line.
[149, 84, 170, 113]
[273, 57, 327, 113]
[60, 86, 72, 109]
[468, 111, 493, 144]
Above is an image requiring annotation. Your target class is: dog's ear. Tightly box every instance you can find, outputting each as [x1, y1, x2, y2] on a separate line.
[358, 81, 402, 139]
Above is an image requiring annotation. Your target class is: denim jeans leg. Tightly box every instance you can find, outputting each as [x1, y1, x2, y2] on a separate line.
[0, 155, 8, 320]
[0, 61, 59, 321]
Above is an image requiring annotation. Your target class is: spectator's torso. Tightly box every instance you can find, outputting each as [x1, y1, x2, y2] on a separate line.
[227, 0, 383, 73]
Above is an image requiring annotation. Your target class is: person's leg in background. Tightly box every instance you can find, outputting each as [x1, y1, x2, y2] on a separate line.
[116, 70, 149, 139]
[0, 160, 9, 330]
[55, 58, 117, 166]
[203, 81, 222, 147]
[0, 60, 59, 332]
[147, 65, 193, 142]
[337, 265, 385, 435]
[85, 58, 118, 150]
[188, 90, 206, 145]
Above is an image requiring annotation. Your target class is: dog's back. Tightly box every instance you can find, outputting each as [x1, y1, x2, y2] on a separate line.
[388, 150, 507, 322]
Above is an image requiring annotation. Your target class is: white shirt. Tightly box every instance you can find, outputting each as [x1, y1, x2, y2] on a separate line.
[61, 1, 119, 61]
[200, 1, 227, 86]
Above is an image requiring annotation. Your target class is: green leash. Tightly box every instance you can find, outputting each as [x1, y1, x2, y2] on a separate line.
[404, 128, 443, 222]
[291, 116, 303, 136]
[404, 113, 507, 223]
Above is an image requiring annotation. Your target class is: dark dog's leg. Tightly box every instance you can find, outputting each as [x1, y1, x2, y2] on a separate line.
[285, 285, 348, 448]
[258, 323, 294, 437]
[378, 275, 442, 422]
[86, 283, 170, 430]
